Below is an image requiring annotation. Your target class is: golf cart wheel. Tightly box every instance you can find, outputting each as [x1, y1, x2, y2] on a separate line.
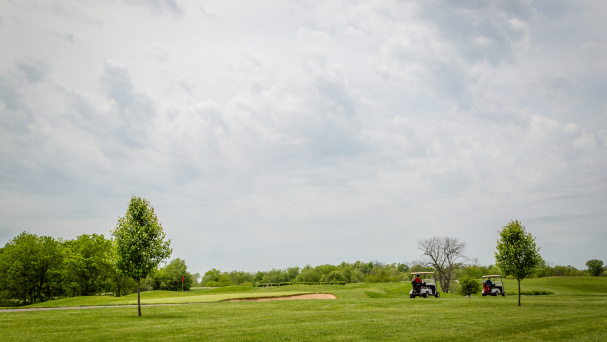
[422, 293, 429, 298]
[435, 292, 440, 298]
[502, 292, 506, 297]
[410, 294, 415, 298]
[482, 293, 486, 296]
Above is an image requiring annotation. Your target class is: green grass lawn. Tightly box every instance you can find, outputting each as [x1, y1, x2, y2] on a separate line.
[1, 277, 606, 341]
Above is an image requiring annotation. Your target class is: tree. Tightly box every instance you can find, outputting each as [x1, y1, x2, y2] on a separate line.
[418, 237, 468, 293]
[111, 195, 172, 316]
[63, 234, 113, 296]
[458, 276, 482, 296]
[586, 259, 604, 277]
[201, 268, 232, 287]
[495, 220, 543, 306]
[157, 258, 193, 291]
[0, 232, 63, 305]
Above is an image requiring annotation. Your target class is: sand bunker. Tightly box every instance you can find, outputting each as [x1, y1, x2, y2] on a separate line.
[224, 293, 336, 302]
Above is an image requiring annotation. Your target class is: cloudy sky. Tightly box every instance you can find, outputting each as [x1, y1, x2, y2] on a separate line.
[1, 0, 605, 275]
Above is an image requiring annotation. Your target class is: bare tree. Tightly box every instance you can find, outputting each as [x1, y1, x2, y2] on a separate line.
[417, 237, 468, 293]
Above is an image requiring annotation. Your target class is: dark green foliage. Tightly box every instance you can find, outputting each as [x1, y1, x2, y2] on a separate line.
[0, 232, 63, 305]
[154, 258, 193, 291]
[63, 234, 113, 296]
[457, 276, 482, 296]
[586, 259, 604, 277]
[0, 232, 139, 305]
[228, 270, 252, 285]
[201, 269, 233, 287]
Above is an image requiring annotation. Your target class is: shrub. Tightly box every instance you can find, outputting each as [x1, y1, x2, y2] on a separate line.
[458, 276, 482, 296]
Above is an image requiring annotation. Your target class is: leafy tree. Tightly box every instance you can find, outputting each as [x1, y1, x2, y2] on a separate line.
[458, 276, 481, 296]
[365, 268, 391, 283]
[0, 232, 63, 304]
[349, 269, 365, 283]
[495, 220, 543, 306]
[111, 195, 172, 316]
[295, 265, 321, 283]
[157, 258, 193, 291]
[418, 236, 468, 293]
[105, 266, 137, 297]
[285, 267, 300, 281]
[63, 234, 113, 296]
[228, 270, 252, 285]
[201, 268, 232, 287]
[322, 270, 345, 283]
[191, 272, 201, 286]
[586, 259, 604, 277]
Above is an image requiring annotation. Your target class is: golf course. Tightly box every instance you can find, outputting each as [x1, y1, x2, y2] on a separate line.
[2, 277, 606, 341]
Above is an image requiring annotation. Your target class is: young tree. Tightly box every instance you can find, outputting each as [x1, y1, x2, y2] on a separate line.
[586, 259, 604, 277]
[495, 220, 543, 306]
[111, 195, 172, 316]
[418, 237, 468, 293]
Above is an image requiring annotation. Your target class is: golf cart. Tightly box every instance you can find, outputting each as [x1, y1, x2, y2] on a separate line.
[482, 275, 506, 296]
[410, 272, 440, 298]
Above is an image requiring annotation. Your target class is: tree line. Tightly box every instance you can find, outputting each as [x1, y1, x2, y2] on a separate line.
[2, 231, 601, 306]
[198, 258, 602, 288]
[2, 214, 604, 308]
[0, 231, 195, 306]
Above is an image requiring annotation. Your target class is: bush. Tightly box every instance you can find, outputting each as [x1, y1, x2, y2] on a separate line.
[458, 276, 482, 296]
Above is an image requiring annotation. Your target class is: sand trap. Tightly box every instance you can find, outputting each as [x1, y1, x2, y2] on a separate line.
[224, 293, 336, 302]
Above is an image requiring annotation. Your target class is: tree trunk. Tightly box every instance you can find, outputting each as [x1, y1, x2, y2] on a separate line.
[517, 279, 521, 306]
[137, 279, 141, 316]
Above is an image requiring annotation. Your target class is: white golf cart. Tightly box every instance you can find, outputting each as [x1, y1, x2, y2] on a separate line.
[481, 275, 506, 296]
[410, 272, 440, 298]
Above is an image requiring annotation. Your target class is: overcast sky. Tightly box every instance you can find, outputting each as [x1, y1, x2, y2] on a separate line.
[1, 0, 605, 275]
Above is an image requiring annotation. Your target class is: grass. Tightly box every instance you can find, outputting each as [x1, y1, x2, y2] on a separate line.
[519, 290, 554, 296]
[1, 277, 606, 341]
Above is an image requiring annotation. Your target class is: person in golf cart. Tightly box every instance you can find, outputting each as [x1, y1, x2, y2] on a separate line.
[483, 277, 493, 293]
[412, 275, 423, 292]
[410, 272, 440, 298]
[482, 275, 505, 296]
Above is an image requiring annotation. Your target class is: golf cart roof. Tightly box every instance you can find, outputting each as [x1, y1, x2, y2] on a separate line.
[482, 275, 502, 278]
[411, 272, 435, 275]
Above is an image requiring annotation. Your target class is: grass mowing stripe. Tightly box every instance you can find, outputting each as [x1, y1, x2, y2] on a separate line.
[1, 278, 606, 341]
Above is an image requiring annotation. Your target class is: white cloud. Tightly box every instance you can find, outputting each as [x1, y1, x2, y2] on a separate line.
[573, 130, 598, 150]
[1, 0, 606, 272]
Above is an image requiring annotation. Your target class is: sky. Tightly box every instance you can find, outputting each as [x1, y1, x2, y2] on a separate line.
[1, 0, 606, 275]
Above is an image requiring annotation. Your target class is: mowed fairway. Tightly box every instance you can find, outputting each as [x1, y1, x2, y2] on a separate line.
[1, 278, 606, 341]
